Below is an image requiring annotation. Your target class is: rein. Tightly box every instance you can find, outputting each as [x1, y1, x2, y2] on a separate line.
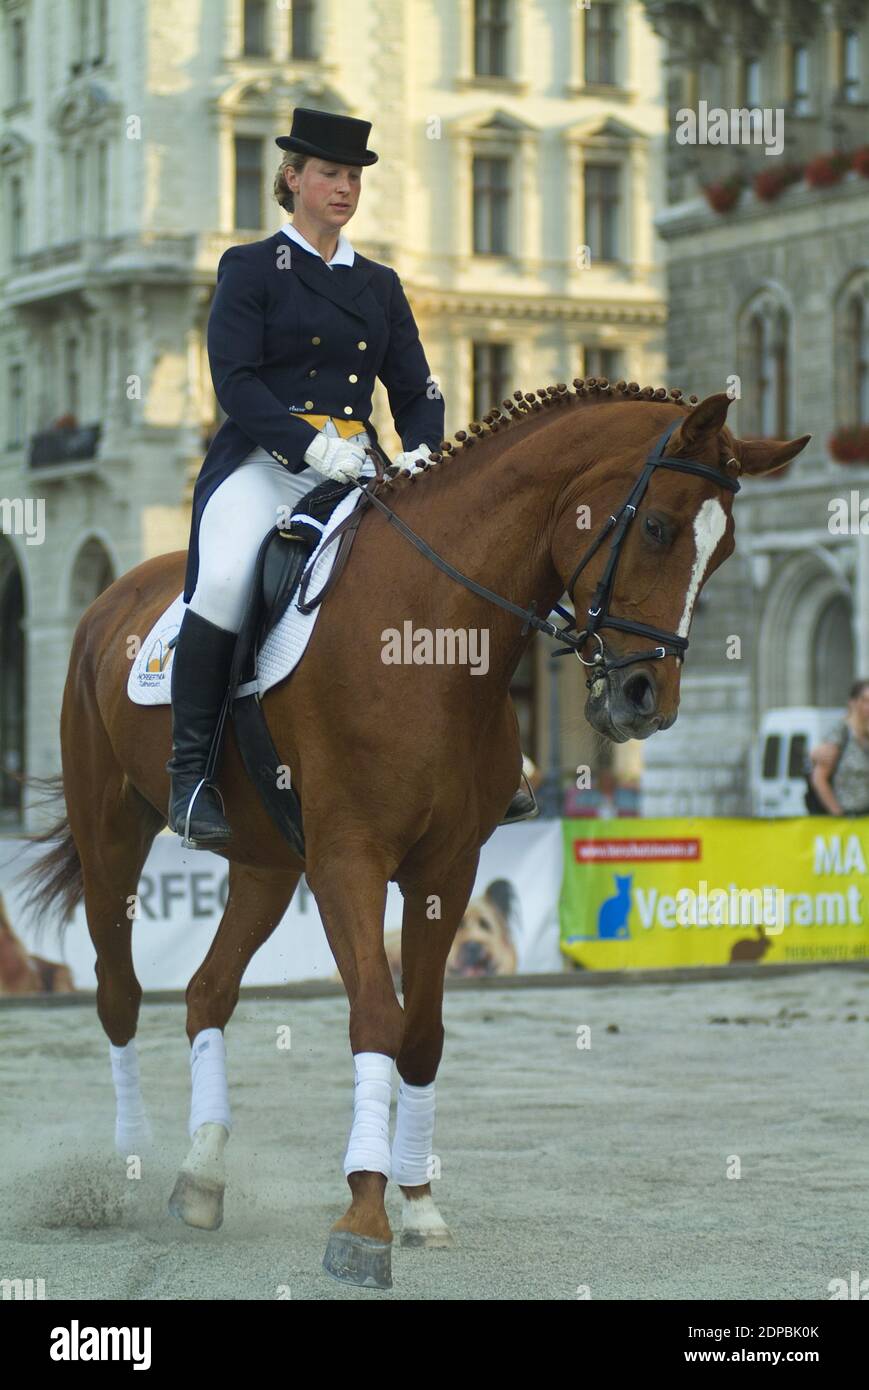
[318, 421, 741, 687]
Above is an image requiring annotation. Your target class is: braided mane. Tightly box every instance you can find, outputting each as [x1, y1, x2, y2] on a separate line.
[387, 378, 699, 487]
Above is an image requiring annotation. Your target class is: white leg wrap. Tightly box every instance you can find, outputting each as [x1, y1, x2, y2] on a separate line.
[110, 1040, 152, 1153]
[391, 1079, 436, 1186]
[343, 1051, 393, 1178]
[188, 1028, 231, 1139]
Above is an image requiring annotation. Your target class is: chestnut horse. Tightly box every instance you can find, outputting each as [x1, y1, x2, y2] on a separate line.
[20, 382, 808, 1289]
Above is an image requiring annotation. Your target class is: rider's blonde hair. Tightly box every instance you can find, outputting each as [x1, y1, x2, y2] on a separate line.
[273, 151, 311, 213]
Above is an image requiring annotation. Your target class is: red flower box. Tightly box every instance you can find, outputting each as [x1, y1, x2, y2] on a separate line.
[702, 178, 743, 213]
[852, 147, 869, 178]
[829, 425, 869, 463]
[753, 164, 801, 200]
[804, 151, 851, 187]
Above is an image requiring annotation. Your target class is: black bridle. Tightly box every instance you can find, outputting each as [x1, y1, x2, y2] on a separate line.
[344, 419, 740, 688]
[558, 419, 741, 684]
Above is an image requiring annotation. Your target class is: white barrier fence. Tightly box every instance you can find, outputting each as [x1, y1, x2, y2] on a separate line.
[0, 822, 564, 991]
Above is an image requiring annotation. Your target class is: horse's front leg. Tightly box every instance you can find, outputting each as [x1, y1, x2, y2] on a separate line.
[307, 845, 404, 1290]
[394, 855, 479, 1249]
[169, 862, 300, 1230]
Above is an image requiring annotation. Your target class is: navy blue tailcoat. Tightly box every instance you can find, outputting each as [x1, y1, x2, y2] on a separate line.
[182, 230, 445, 601]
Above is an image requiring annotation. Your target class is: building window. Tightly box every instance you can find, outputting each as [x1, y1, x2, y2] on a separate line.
[243, 0, 268, 57]
[840, 29, 861, 103]
[73, 149, 87, 236]
[585, 347, 623, 381]
[10, 16, 26, 103]
[472, 154, 511, 253]
[291, 0, 316, 59]
[94, 0, 108, 63]
[585, 1, 618, 86]
[96, 142, 109, 235]
[73, 0, 88, 74]
[100, 324, 112, 411]
[10, 176, 25, 259]
[234, 136, 263, 228]
[70, 538, 114, 617]
[474, 0, 509, 78]
[66, 338, 81, 419]
[118, 327, 132, 424]
[584, 163, 621, 262]
[742, 56, 760, 106]
[8, 365, 25, 447]
[790, 43, 810, 114]
[746, 307, 790, 436]
[472, 343, 512, 419]
[846, 294, 869, 425]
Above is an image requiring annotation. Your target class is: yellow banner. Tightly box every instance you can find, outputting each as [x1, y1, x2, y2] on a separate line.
[559, 818, 869, 969]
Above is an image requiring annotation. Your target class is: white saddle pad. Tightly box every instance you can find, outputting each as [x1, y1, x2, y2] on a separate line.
[127, 488, 363, 706]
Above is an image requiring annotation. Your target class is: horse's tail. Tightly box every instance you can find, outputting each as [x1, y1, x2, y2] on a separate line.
[6, 773, 83, 947]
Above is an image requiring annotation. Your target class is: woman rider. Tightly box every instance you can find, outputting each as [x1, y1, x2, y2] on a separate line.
[168, 107, 535, 848]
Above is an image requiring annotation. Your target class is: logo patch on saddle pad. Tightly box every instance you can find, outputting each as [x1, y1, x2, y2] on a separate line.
[126, 488, 363, 707]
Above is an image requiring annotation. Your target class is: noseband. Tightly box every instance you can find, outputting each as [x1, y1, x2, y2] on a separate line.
[557, 419, 741, 686]
[348, 418, 740, 689]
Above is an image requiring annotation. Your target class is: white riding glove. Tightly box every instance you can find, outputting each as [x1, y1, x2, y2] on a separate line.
[303, 432, 368, 482]
[393, 442, 433, 473]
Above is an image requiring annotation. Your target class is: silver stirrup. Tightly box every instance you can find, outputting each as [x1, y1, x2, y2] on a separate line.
[181, 778, 226, 849]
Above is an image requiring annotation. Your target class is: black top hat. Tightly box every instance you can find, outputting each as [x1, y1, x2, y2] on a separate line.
[275, 108, 378, 166]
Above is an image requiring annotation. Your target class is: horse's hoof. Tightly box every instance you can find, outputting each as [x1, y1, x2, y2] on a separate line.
[168, 1170, 224, 1230]
[322, 1231, 393, 1289]
[401, 1226, 455, 1249]
[399, 1193, 455, 1248]
[114, 1119, 153, 1158]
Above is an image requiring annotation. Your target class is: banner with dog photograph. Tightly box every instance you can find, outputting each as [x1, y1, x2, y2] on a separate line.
[0, 821, 563, 994]
[560, 818, 869, 969]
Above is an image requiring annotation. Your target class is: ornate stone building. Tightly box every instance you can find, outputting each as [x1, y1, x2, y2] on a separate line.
[0, 0, 666, 828]
[637, 0, 869, 815]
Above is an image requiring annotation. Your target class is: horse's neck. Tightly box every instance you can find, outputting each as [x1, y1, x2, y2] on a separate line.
[397, 439, 569, 686]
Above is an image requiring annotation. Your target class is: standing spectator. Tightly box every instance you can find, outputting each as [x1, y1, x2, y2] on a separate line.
[809, 680, 869, 816]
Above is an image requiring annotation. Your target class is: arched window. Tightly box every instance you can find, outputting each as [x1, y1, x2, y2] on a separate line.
[69, 538, 114, 621]
[740, 293, 791, 436]
[835, 274, 869, 426]
[812, 594, 854, 707]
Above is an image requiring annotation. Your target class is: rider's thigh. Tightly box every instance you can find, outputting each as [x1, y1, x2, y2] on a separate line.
[188, 452, 301, 632]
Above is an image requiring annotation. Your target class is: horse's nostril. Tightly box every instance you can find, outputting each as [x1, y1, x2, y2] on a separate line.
[622, 672, 656, 715]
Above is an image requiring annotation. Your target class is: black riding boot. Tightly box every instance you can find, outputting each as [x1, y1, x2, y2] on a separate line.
[166, 609, 237, 847]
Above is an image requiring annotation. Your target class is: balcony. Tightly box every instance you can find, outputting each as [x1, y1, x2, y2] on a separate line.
[29, 422, 101, 468]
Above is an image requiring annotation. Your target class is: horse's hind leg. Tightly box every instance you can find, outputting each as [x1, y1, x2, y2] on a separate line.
[62, 700, 163, 1155]
[168, 861, 300, 1231]
[394, 853, 479, 1250]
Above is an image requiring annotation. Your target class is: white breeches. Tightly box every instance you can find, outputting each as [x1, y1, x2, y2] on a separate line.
[187, 421, 373, 633]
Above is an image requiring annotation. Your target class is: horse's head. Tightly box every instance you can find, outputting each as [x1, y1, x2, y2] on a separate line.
[552, 393, 810, 742]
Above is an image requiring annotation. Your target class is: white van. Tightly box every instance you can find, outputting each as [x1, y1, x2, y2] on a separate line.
[753, 706, 842, 817]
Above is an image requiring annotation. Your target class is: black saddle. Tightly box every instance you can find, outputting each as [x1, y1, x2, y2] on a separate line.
[260, 478, 356, 641]
[223, 478, 356, 857]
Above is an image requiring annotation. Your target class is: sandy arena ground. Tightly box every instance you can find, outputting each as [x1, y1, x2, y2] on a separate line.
[1, 969, 868, 1301]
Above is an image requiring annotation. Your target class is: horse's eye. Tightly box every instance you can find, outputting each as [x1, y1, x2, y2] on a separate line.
[645, 517, 664, 541]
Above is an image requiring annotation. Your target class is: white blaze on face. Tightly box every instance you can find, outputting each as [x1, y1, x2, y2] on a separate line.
[677, 497, 727, 638]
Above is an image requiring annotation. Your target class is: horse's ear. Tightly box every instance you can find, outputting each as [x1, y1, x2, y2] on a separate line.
[733, 433, 812, 476]
[666, 393, 733, 454]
